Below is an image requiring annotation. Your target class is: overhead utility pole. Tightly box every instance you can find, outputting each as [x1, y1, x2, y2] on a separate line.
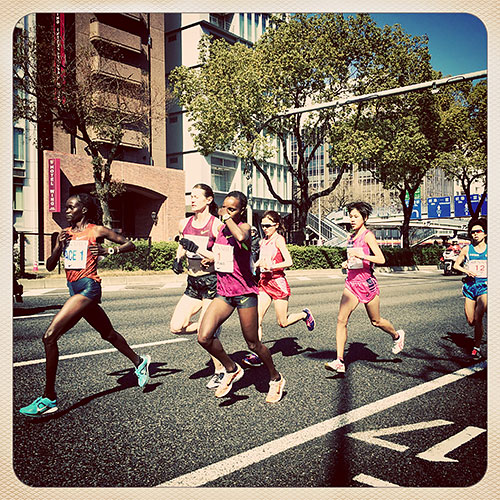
[278, 70, 487, 117]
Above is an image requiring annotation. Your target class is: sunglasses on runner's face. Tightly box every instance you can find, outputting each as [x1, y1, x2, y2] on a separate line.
[471, 229, 484, 234]
[261, 224, 276, 228]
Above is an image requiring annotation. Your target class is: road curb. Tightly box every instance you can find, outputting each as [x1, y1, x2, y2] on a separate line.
[18, 265, 440, 290]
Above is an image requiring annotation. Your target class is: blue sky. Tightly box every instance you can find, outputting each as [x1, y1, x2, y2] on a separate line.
[369, 13, 487, 77]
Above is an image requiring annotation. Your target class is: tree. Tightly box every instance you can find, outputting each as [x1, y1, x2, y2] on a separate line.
[170, 13, 399, 244]
[13, 15, 169, 226]
[343, 25, 441, 247]
[433, 79, 487, 218]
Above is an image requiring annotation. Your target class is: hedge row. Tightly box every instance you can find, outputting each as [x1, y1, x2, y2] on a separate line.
[97, 240, 443, 271]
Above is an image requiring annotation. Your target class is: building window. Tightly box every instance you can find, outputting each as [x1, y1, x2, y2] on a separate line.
[211, 156, 236, 192]
[14, 127, 25, 169]
[13, 184, 23, 210]
[247, 14, 252, 42]
[239, 13, 244, 37]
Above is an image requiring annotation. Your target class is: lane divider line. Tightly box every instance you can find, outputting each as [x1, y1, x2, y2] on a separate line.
[353, 473, 399, 487]
[13, 337, 189, 367]
[157, 362, 486, 487]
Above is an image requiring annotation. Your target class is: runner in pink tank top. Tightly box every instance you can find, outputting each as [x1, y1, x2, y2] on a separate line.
[170, 183, 226, 389]
[325, 201, 406, 375]
[241, 210, 315, 368]
[197, 191, 286, 403]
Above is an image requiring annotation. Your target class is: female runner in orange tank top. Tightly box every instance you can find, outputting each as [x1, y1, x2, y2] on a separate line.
[19, 194, 151, 417]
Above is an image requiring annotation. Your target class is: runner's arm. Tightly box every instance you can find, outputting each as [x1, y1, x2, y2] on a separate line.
[361, 232, 386, 265]
[453, 246, 475, 276]
[45, 229, 70, 271]
[93, 226, 136, 255]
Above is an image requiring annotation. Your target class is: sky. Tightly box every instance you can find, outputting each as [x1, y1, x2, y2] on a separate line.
[368, 13, 487, 77]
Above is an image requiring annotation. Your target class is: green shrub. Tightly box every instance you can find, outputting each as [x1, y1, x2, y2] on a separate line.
[96, 239, 442, 272]
[288, 245, 345, 269]
[98, 240, 178, 271]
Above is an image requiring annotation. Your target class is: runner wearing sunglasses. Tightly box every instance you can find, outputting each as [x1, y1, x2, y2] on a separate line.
[453, 218, 487, 360]
[241, 210, 315, 368]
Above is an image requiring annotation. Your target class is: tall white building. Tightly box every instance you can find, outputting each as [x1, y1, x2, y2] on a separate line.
[164, 13, 292, 224]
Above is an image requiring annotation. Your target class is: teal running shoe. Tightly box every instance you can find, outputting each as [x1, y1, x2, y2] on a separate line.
[135, 355, 151, 388]
[19, 396, 58, 417]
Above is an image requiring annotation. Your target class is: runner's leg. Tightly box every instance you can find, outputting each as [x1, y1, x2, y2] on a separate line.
[238, 306, 280, 381]
[273, 298, 306, 328]
[257, 291, 273, 340]
[170, 294, 203, 334]
[336, 287, 359, 360]
[198, 298, 235, 371]
[83, 303, 141, 366]
[42, 294, 94, 399]
[473, 294, 487, 348]
[364, 295, 399, 338]
[199, 298, 224, 372]
[464, 297, 476, 327]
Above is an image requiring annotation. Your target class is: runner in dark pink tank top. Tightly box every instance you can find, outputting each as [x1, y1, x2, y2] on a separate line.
[197, 191, 286, 403]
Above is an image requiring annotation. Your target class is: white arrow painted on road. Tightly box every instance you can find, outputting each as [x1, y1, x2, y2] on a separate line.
[416, 426, 486, 463]
[347, 420, 454, 452]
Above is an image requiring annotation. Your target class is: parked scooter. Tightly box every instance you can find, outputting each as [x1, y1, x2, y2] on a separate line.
[441, 239, 462, 276]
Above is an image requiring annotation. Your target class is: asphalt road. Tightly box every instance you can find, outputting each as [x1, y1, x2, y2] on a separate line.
[12, 269, 487, 489]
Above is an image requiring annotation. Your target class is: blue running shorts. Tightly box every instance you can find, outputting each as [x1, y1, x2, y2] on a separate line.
[462, 279, 487, 300]
[67, 277, 102, 303]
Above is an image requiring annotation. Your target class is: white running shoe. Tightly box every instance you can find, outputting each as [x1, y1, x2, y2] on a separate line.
[325, 359, 346, 373]
[392, 330, 405, 354]
[215, 364, 244, 398]
[206, 372, 225, 389]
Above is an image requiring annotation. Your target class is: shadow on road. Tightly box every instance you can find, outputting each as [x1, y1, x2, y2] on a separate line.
[443, 331, 473, 353]
[21, 362, 178, 422]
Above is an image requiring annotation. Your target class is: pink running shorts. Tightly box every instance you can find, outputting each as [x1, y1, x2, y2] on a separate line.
[345, 276, 380, 303]
[259, 275, 291, 300]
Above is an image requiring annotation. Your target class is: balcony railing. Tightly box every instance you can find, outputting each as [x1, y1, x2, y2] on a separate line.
[88, 127, 144, 149]
[91, 55, 142, 84]
[90, 20, 142, 54]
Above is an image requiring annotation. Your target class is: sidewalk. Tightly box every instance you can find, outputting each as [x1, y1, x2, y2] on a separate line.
[19, 265, 440, 290]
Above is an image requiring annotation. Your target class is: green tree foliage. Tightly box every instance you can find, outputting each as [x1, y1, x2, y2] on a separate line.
[345, 25, 441, 248]
[170, 14, 396, 243]
[433, 79, 487, 217]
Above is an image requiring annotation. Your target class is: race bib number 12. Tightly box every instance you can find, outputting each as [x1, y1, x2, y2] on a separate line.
[64, 240, 88, 270]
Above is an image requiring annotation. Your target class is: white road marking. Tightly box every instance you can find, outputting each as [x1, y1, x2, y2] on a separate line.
[14, 312, 57, 320]
[22, 288, 61, 296]
[295, 276, 312, 281]
[13, 337, 189, 367]
[347, 420, 454, 453]
[160, 283, 184, 289]
[353, 473, 399, 487]
[416, 426, 486, 463]
[157, 362, 486, 487]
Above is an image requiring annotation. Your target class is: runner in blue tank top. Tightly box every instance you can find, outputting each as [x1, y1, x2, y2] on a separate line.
[453, 218, 487, 360]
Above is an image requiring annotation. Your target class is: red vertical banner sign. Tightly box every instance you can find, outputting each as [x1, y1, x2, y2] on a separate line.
[48, 158, 61, 212]
[53, 13, 66, 104]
